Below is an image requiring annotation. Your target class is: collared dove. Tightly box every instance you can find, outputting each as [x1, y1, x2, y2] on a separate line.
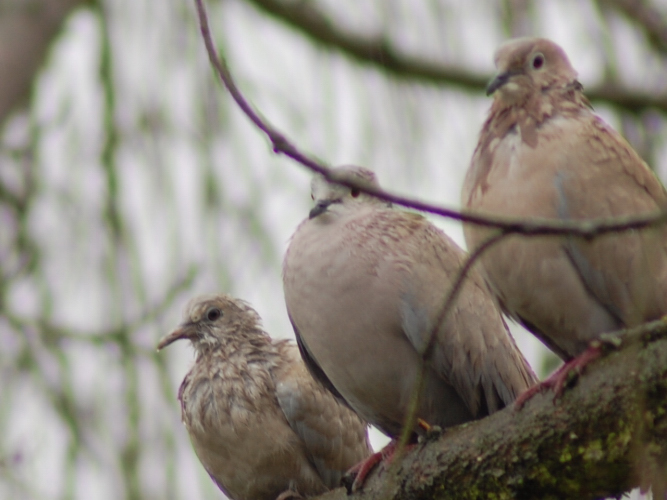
[283, 166, 537, 447]
[463, 37, 667, 383]
[157, 294, 371, 500]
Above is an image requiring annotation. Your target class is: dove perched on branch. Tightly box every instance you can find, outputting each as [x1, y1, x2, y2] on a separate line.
[283, 165, 536, 444]
[158, 294, 371, 500]
[462, 37, 667, 393]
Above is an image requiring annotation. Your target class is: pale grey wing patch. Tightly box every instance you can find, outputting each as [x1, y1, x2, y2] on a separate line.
[275, 379, 343, 489]
[482, 319, 534, 408]
[555, 171, 626, 328]
[481, 326, 513, 411]
[470, 315, 540, 414]
[400, 285, 535, 418]
[563, 242, 625, 323]
[554, 169, 570, 221]
[399, 290, 485, 416]
[399, 290, 430, 356]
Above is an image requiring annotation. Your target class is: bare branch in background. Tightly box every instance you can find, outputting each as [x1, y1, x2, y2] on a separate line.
[0, 0, 87, 125]
[599, 0, 667, 55]
[244, 0, 667, 114]
[193, 0, 667, 237]
[501, 0, 535, 37]
[4, 266, 198, 352]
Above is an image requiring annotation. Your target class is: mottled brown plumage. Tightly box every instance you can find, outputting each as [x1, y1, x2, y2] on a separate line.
[158, 294, 371, 500]
[463, 37, 667, 360]
[283, 166, 537, 440]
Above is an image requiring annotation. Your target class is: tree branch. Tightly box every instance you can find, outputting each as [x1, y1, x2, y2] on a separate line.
[320, 320, 667, 500]
[4, 266, 197, 354]
[0, 0, 87, 125]
[599, 0, 667, 55]
[243, 0, 667, 114]
[194, 0, 667, 236]
[399, 232, 508, 460]
[193, 1, 667, 496]
[246, 0, 488, 90]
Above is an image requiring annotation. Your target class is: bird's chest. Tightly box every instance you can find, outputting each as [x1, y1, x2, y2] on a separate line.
[185, 397, 306, 500]
[180, 360, 276, 436]
[468, 121, 569, 218]
[286, 217, 402, 292]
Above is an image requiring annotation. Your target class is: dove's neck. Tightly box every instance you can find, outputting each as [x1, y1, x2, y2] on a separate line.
[484, 80, 587, 146]
[194, 327, 277, 362]
[491, 79, 585, 118]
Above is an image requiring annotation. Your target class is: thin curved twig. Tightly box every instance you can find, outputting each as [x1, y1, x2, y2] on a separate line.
[193, 5, 667, 492]
[398, 231, 508, 449]
[193, 0, 667, 236]
[423, 232, 509, 362]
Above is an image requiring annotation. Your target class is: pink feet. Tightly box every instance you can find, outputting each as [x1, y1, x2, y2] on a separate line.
[345, 439, 415, 492]
[344, 419, 431, 491]
[275, 490, 302, 500]
[515, 344, 602, 409]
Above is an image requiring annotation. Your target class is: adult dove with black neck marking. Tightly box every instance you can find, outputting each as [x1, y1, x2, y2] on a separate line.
[463, 37, 667, 384]
[283, 166, 537, 445]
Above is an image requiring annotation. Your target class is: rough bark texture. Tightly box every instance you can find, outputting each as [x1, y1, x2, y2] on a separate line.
[0, 0, 86, 125]
[315, 320, 667, 500]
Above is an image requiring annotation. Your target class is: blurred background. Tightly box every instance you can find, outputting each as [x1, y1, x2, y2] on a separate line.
[1, 0, 666, 498]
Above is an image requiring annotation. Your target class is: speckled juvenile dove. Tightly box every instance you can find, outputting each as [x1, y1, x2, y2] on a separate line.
[463, 38, 667, 381]
[283, 166, 537, 447]
[157, 294, 371, 500]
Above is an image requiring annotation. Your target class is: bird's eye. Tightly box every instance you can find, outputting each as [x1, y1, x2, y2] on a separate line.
[206, 307, 221, 321]
[351, 189, 360, 198]
[532, 53, 544, 69]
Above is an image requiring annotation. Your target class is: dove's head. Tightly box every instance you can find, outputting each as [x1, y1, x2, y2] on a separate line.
[486, 37, 578, 105]
[157, 294, 265, 356]
[308, 165, 386, 219]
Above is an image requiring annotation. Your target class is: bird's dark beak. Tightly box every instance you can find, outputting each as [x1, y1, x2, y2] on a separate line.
[486, 70, 521, 96]
[309, 200, 333, 219]
[157, 324, 195, 350]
